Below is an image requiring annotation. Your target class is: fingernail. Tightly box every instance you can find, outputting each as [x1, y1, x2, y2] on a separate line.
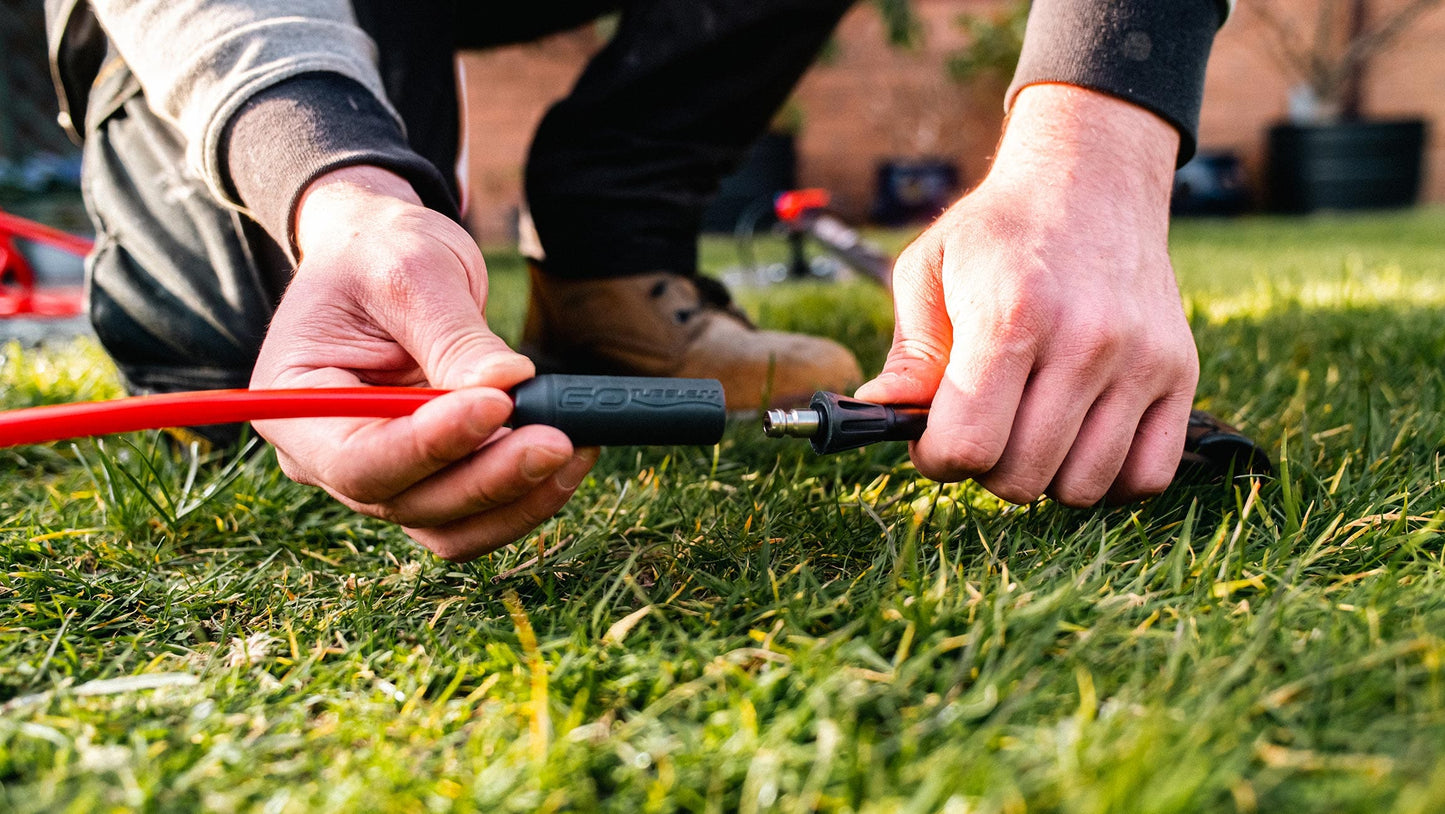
[554, 451, 596, 490]
[521, 445, 569, 480]
[451, 353, 534, 391]
[478, 353, 535, 385]
[854, 375, 891, 396]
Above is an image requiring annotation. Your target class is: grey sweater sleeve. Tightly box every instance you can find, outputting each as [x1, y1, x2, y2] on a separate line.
[221, 74, 456, 255]
[86, 0, 450, 253]
[1006, 0, 1235, 165]
[86, 1, 398, 201]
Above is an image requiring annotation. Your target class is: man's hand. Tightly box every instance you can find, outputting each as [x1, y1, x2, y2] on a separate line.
[855, 85, 1199, 507]
[250, 166, 597, 560]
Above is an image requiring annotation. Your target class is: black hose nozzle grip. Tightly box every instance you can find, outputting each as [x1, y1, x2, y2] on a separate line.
[510, 374, 726, 446]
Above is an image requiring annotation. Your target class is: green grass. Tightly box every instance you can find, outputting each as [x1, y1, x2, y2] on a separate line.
[5, 210, 1445, 812]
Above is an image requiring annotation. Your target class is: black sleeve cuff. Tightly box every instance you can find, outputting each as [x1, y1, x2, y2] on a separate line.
[221, 73, 460, 258]
[1006, 0, 1227, 165]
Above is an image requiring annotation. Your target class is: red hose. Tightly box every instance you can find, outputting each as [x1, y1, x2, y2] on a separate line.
[0, 210, 95, 257]
[0, 388, 446, 448]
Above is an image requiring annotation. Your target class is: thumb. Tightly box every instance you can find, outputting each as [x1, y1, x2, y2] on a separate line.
[412, 308, 535, 392]
[854, 243, 951, 406]
[383, 281, 535, 392]
[424, 321, 535, 392]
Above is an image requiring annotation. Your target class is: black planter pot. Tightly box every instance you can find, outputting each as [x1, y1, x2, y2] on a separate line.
[1172, 149, 1251, 216]
[871, 158, 960, 226]
[1266, 118, 1427, 213]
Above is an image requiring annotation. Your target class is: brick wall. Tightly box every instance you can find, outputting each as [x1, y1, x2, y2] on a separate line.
[458, 28, 604, 242]
[458, 0, 1445, 244]
[790, 0, 1008, 221]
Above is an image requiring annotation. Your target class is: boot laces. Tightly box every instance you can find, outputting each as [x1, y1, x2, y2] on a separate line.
[651, 275, 755, 328]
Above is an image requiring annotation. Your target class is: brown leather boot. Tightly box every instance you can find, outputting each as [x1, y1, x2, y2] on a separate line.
[520, 264, 863, 411]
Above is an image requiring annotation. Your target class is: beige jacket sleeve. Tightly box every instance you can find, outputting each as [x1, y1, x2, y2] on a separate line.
[86, 0, 400, 204]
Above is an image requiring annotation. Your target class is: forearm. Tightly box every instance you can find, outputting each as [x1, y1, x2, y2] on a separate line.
[294, 166, 423, 257]
[1006, 0, 1233, 165]
[990, 84, 1178, 227]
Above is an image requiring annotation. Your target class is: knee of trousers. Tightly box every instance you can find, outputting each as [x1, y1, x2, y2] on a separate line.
[80, 65, 291, 394]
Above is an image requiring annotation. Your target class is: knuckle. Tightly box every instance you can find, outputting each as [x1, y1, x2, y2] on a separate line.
[461, 478, 510, 513]
[1143, 327, 1198, 379]
[892, 238, 944, 287]
[1146, 317, 1199, 372]
[978, 296, 1047, 357]
[1118, 352, 1194, 401]
[429, 332, 509, 381]
[432, 547, 473, 563]
[364, 500, 410, 527]
[410, 428, 465, 474]
[1177, 344, 1202, 383]
[1063, 316, 1127, 370]
[890, 336, 950, 367]
[893, 240, 929, 275]
[327, 471, 393, 506]
[509, 502, 555, 534]
[312, 483, 404, 524]
[280, 446, 397, 506]
[512, 487, 574, 535]
[275, 454, 315, 487]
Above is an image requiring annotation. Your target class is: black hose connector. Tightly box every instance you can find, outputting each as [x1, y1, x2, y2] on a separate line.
[764, 394, 1275, 486]
[1176, 409, 1275, 481]
[764, 391, 928, 455]
[510, 374, 726, 447]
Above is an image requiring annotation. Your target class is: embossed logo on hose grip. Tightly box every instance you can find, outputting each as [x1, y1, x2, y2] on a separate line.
[558, 386, 723, 411]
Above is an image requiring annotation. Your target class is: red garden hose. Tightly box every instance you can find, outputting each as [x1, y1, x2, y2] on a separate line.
[0, 375, 730, 449]
[0, 209, 90, 318]
[0, 388, 443, 448]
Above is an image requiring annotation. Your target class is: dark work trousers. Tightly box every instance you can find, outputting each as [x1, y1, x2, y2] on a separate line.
[80, 0, 855, 398]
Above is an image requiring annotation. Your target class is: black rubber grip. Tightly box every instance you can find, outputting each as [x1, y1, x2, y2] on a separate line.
[510, 375, 726, 446]
[810, 391, 928, 455]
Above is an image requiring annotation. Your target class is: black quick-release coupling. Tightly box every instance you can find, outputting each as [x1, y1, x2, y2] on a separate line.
[766, 392, 1275, 483]
[763, 391, 928, 455]
[510, 374, 726, 446]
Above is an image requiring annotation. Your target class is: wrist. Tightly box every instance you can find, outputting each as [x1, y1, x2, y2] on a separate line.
[295, 166, 423, 257]
[986, 84, 1178, 217]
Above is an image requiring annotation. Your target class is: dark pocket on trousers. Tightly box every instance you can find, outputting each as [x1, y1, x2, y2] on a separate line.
[81, 61, 291, 393]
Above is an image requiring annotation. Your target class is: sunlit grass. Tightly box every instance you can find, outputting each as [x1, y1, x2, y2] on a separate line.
[3, 211, 1445, 812]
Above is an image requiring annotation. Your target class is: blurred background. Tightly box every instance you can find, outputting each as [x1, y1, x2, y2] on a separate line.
[0, 1, 85, 230]
[2, 0, 1442, 242]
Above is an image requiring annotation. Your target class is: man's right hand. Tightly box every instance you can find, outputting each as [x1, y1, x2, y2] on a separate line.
[855, 86, 1199, 508]
[250, 166, 597, 561]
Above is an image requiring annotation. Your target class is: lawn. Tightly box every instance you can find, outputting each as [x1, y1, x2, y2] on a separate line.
[4, 210, 1445, 812]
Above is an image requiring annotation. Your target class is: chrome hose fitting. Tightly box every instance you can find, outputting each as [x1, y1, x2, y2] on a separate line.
[762, 408, 822, 439]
